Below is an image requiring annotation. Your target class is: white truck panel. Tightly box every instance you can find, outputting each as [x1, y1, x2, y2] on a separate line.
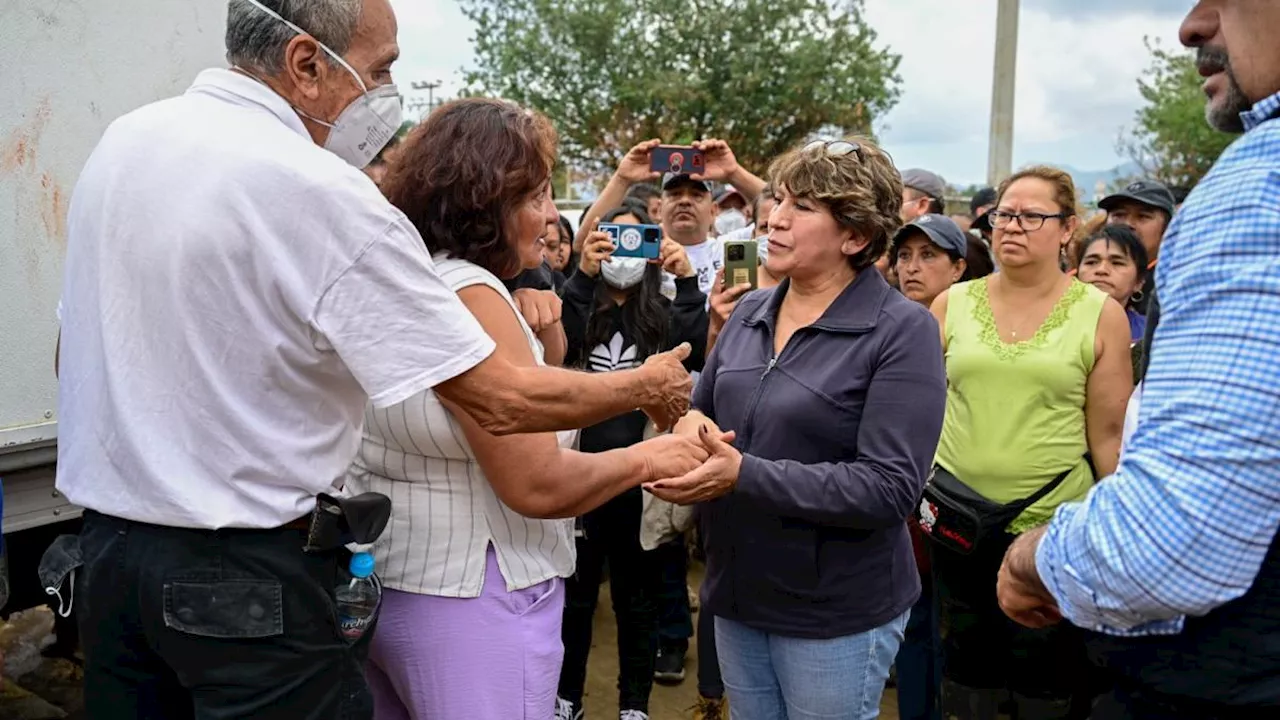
[0, 1, 229, 457]
[1, 0, 229, 519]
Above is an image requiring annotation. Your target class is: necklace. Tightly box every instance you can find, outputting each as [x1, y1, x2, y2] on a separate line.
[996, 278, 1066, 342]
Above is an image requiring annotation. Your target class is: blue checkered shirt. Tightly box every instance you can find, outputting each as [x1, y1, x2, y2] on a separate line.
[1036, 91, 1280, 637]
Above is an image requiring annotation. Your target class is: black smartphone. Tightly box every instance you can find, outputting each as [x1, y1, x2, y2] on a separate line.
[650, 145, 706, 176]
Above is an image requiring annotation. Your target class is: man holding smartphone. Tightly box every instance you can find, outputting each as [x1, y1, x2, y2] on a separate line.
[576, 139, 766, 301]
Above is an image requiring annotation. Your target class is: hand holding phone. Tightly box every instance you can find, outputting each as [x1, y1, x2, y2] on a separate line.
[723, 240, 759, 290]
[600, 223, 663, 259]
[579, 217, 616, 277]
[618, 139, 664, 183]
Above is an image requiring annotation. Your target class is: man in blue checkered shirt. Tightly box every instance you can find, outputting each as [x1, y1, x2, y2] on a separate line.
[997, 3, 1280, 717]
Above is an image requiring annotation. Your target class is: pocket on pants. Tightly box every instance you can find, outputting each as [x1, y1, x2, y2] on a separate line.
[163, 579, 284, 639]
[505, 578, 561, 618]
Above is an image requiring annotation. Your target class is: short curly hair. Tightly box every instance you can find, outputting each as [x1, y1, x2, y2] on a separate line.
[768, 137, 903, 271]
[381, 98, 558, 278]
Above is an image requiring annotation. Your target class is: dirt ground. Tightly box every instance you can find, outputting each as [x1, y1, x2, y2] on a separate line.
[1, 586, 901, 720]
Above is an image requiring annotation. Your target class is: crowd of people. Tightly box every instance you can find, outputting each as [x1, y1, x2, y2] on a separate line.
[42, 0, 1280, 719]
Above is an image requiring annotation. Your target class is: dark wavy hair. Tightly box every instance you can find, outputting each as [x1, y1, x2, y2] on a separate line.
[381, 98, 558, 279]
[583, 205, 668, 365]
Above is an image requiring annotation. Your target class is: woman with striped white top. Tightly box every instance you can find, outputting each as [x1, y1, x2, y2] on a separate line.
[345, 98, 711, 720]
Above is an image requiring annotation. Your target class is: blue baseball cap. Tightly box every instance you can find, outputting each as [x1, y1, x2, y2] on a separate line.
[892, 214, 968, 259]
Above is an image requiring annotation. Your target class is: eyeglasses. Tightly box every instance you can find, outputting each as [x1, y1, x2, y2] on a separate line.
[804, 140, 861, 159]
[989, 210, 1067, 232]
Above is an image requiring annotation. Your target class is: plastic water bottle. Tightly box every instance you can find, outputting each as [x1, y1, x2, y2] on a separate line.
[336, 551, 379, 642]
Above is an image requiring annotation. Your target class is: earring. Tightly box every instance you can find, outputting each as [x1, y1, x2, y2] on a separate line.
[1130, 289, 1145, 304]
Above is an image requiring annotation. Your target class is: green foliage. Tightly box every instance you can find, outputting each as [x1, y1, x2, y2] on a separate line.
[1119, 38, 1236, 189]
[459, 0, 902, 176]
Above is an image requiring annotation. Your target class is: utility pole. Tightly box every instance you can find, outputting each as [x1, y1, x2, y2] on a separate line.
[987, 0, 1019, 186]
[411, 80, 443, 118]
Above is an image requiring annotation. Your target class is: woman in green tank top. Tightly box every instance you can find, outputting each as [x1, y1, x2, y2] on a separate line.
[926, 166, 1132, 719]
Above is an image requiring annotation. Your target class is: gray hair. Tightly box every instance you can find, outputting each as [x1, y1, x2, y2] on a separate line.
[225, 0, 364, 75]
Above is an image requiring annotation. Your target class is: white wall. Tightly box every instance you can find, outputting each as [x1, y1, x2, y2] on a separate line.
[0, 1, 229, 457]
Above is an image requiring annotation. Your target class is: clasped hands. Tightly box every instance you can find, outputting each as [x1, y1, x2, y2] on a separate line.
[642, 410, 740, 506]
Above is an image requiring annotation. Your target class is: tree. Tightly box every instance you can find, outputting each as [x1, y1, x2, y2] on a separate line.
[459, 0, 902, 176]
[1118, 38, 1236, 189]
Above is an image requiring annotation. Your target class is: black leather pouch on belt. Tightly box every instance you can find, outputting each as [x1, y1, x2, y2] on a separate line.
[302, 492, 392, 553]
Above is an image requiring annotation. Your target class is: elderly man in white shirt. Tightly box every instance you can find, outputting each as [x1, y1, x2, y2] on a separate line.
[55, 1, 701, 717]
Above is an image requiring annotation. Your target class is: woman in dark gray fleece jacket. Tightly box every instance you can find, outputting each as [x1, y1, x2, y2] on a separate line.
[646, 137, 947, 720]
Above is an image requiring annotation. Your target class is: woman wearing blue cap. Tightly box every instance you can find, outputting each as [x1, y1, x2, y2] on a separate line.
[893, 214, 973, 310]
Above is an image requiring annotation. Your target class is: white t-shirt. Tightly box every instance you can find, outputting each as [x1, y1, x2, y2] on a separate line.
[56, 69, 495, 529]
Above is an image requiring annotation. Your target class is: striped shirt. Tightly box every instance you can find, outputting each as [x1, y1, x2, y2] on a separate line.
[1036, 90, 1280, 637]
[345, 257, 577, 597]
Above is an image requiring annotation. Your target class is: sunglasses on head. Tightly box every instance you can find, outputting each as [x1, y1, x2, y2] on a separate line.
[804, 140, 861, 159]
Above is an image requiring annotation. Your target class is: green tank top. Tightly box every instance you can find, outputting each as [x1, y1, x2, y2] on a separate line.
[935, 277, 1108, 534]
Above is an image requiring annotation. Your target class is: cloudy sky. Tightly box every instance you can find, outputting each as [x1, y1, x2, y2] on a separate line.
[388, 0, 1192, 187]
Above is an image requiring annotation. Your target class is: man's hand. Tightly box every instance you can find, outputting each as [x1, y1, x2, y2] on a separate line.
[709, 268, 753, 333]
[579, 218, 616, 278]
[638, 343, 694, 431]
[659, 237, 695, 278]
[691, 138, 742, 183]
[617, 139, 664, 184]
[511, 289, 563, 333]
[643, 424, 740, 505]
[997, 526, 1064, 628]
[631, 433, 712, 484]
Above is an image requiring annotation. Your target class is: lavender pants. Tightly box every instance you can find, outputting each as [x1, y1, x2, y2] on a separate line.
[366, 548, 566, 719]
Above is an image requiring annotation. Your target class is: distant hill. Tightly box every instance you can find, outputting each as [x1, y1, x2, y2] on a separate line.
[950, 162, 1144, 205]
[1054, 162, 1144, 204]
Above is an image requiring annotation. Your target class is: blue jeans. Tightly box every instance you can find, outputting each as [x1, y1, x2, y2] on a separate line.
[715, 612, 908, 720]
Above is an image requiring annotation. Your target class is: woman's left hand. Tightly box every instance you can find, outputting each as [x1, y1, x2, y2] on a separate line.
[658, 237, 695, 278]
[643, 425, 740, 505]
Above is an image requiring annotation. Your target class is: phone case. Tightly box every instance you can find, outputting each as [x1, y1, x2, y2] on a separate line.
[650, 146, 706, 176]
[723, 240, 758, 290]
[600, 223, 663, 259]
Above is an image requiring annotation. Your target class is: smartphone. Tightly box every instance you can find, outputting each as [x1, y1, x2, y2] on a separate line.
[599, 223, 663, 259]
[723, 240, 758, 290]
[650, 145, 706, 176]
